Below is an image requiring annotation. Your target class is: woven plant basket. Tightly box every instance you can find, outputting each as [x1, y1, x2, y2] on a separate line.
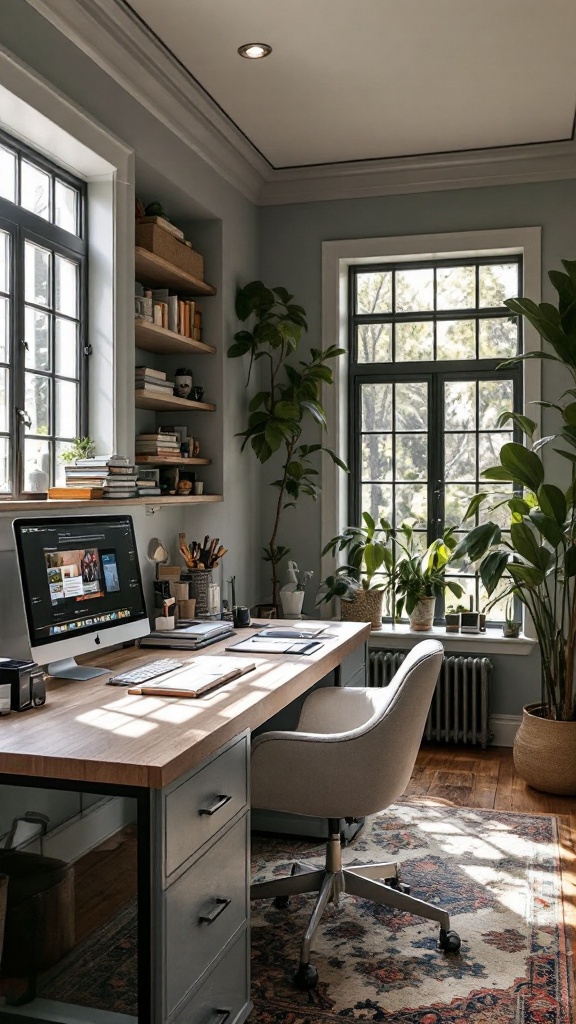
[513, 703, 576, 795]
[340, 590, 383, 630]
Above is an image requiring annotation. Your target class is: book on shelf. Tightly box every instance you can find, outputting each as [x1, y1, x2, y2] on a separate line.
[135, 366, 166, 380]
[134, 374, 173, 386]
[102, 489, 139, 499]
[48, 486, 105, 500]
[137, 487, 161, 497]
[135, 383, 175, 395]
[72, 454, 131, 467]
[135, 443, 180, 452]
[137, 478, 160, 487]
[137, 432, 178, 442]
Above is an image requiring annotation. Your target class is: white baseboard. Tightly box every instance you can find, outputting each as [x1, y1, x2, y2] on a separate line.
[489, 714, 521, 748]
[15, 797, 135, 863]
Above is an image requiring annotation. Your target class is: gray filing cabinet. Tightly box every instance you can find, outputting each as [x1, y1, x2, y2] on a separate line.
[154, 731, 252, 1024]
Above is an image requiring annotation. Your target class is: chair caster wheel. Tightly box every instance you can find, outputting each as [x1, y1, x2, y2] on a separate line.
[294, 963, 318, 990]
[383, 876, 411, 895]
[438, 928, 461, 952]
[273, 895, 290, 909]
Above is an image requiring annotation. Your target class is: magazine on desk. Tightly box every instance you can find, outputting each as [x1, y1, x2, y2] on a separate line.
[140, 620, 235, 649]
[127, 656, 256, 697]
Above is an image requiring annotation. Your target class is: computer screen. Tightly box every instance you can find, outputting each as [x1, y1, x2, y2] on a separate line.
[13, 514, 150, 679]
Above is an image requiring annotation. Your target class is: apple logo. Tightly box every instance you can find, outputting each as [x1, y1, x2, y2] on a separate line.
[95, 634, 101, 646]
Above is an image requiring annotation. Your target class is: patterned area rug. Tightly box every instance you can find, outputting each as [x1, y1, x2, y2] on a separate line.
[250, 804, 573, 1023]
[36, 805, 573, 1023]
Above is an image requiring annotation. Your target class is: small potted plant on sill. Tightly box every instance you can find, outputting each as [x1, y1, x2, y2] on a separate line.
[60, 436, 96, 463]
[502, 599, 521, 639]
[316, 512, 395, 630]
[394, 521, 464, 632]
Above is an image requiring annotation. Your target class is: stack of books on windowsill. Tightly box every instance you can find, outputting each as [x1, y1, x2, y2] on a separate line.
[63, 455, 139, 499]
[135, 367, 174, 395]
[136, 478, 162, 497]
[135, 432, 181, 459]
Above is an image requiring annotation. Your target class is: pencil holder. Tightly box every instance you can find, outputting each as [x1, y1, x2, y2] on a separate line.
[177, 598, 196, 619]
[186, 570, 213, 615]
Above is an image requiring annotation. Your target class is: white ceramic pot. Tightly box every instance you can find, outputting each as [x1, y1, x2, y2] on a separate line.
[408, 597, 435, 631]
[280, 590, 305, 618]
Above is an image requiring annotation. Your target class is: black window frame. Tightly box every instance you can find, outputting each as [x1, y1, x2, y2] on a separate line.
[0, 128, 88, 499]
[348, 254, 523, 624]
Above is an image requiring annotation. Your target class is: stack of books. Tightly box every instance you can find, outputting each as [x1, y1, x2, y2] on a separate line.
[62, 455, 139, 499]
[135, 367, 174, 396]
[137, 479, 162, 497]
[135, 432, 181, 460]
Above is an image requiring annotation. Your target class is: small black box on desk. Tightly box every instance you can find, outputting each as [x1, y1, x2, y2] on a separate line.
[0, 659, 46, 712]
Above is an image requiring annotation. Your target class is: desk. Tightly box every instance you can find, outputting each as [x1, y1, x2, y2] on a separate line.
[0, 620, 370, 1024]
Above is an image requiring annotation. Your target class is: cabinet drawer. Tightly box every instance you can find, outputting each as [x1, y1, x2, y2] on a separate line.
[171, 929, 250, 1024]
[165, 813, 249, 1014]
[165, 734, 248, 879]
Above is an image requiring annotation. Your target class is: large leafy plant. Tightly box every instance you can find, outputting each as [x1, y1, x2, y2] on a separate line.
[452, 259, 576, 722]
[394, 521, 463, 618]
[229, 280, 346, 607]
[316, 513, 395, 607]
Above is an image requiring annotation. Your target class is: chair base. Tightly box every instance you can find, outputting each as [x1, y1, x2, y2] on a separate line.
[250, 833, 461, 988]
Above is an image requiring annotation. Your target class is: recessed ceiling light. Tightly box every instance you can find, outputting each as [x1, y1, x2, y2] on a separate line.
[238, 42, 272, 60]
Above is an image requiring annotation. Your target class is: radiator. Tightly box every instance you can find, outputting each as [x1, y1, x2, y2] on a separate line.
[368, 650, 492, 749]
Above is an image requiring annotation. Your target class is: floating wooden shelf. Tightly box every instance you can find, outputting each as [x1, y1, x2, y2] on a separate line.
[135, 247, 216, 295]
[135, 319, 216, 355]
[135, 390, 216, 412]
[0, 495, 224, 512]
[135, 456, 211, 466]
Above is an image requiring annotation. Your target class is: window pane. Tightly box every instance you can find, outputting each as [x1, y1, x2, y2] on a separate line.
[479, 379, 513, 428]
[395, 483, 427, 524]
[362, 482, 392, 522]
[479, 431, 512, 474]
[55, 441, 73, 486]
[0, 147, 16, 203]
[361, 383, 392, 431]
[437, 319, 475, 359]
[479, 263, 518, 308]
[356, 271, 392, 314]
[55, 318, 78, 377]
[0, 368, 8, 432]
[25, 242, 51, 307]
[445, 484, 477, 527]
[445, 433, 476, 480]
[444, 380, 476, 430]
[25, 307, 50, 371]
[55, 379, 78, 436]
[357, 323, 391, 363]
[55, 255, 78, 317]
[436, 265, 475, 310]
[395, 382, 427, 430]
[24, 439, 50, 492]
[0, 297, 8, 363]
[395, 434, 427, 481]
[21, 160, 50, 220]
[24, 372, 50, 434]
[55, 180, 79, 234]
[478, 317, 519, 359]
[0, 230, 9, 294]
[361, 434, 392, 481]
[0, 436, 10, 492]
[395, 322, 433, 361]
[395, 267, 433, 312]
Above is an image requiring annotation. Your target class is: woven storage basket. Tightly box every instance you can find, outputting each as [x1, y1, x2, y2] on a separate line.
[185, 570, 213, 615]
[136, 223, 204, 280]
[340, 589, 383, 630]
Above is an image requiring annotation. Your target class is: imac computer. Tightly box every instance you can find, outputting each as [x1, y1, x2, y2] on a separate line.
[13, 514, 150, 679]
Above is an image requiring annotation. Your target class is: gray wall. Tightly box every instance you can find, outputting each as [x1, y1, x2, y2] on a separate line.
[259, 180, 576, 714]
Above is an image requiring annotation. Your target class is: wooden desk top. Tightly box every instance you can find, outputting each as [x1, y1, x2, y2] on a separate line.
[0, 621, 370, 790]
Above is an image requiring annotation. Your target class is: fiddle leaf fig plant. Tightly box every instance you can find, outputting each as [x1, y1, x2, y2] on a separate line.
[229, 280, 347, 607]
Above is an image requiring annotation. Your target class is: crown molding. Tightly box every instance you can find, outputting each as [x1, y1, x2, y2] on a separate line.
[259, 140, 576, 205]
[25, 0, 576, 207]
[24, 0, 269, 203]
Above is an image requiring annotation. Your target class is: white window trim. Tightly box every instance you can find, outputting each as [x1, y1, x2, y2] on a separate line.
[0, 43, 135, 460]
[320, 227, 542, 640]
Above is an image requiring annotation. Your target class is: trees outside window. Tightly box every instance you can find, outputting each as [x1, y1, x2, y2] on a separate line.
[0, 130, 87, 497]
[349, 256, 522, 621]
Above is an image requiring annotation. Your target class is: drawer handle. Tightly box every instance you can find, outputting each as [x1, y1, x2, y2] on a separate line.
[199, 794, 232, 816]
[199, 897, 231, 925]
[209, 1012, 230, 1024]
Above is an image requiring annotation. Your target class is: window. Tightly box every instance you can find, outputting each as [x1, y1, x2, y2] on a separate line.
[0, 130, 87, 497]
[349, 256, 522, 621]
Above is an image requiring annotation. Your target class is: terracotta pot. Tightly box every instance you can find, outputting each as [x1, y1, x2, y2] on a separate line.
[408, 597, 435, 631]
[340, 589, 383, 630]
[513, 703, 576, 795]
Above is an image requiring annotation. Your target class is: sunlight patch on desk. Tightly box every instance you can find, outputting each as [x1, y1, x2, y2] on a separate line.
[77, 708, 158, 736]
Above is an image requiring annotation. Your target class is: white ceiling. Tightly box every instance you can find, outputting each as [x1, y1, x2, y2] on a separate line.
[126, 0, 576, 170]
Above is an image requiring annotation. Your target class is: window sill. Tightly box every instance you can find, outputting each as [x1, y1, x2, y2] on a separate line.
[368, 623, 537, 656]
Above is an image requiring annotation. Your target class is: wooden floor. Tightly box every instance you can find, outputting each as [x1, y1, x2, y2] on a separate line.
[408, 744, 576, 1000]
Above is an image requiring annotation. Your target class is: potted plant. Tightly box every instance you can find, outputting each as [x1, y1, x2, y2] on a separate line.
[394, 521, 463, 631]
[502, 599, 521, 639]
[451, 259, 576, 794]
[60, 436, 95, 463]
[316, 513, 395, 629]
[228, 280, 347, 609]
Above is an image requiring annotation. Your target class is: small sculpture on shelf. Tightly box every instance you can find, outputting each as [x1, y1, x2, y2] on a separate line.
[174, 368, 193, 398]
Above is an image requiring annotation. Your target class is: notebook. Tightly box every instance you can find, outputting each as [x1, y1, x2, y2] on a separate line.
[127, 656, 256, 697]
[140, 621, 235, 649]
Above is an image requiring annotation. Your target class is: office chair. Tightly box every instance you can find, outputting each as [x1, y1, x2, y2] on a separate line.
[250, 638, 461, 989]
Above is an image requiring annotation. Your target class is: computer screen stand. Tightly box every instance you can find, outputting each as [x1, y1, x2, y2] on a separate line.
[47, 658, 108, 680]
